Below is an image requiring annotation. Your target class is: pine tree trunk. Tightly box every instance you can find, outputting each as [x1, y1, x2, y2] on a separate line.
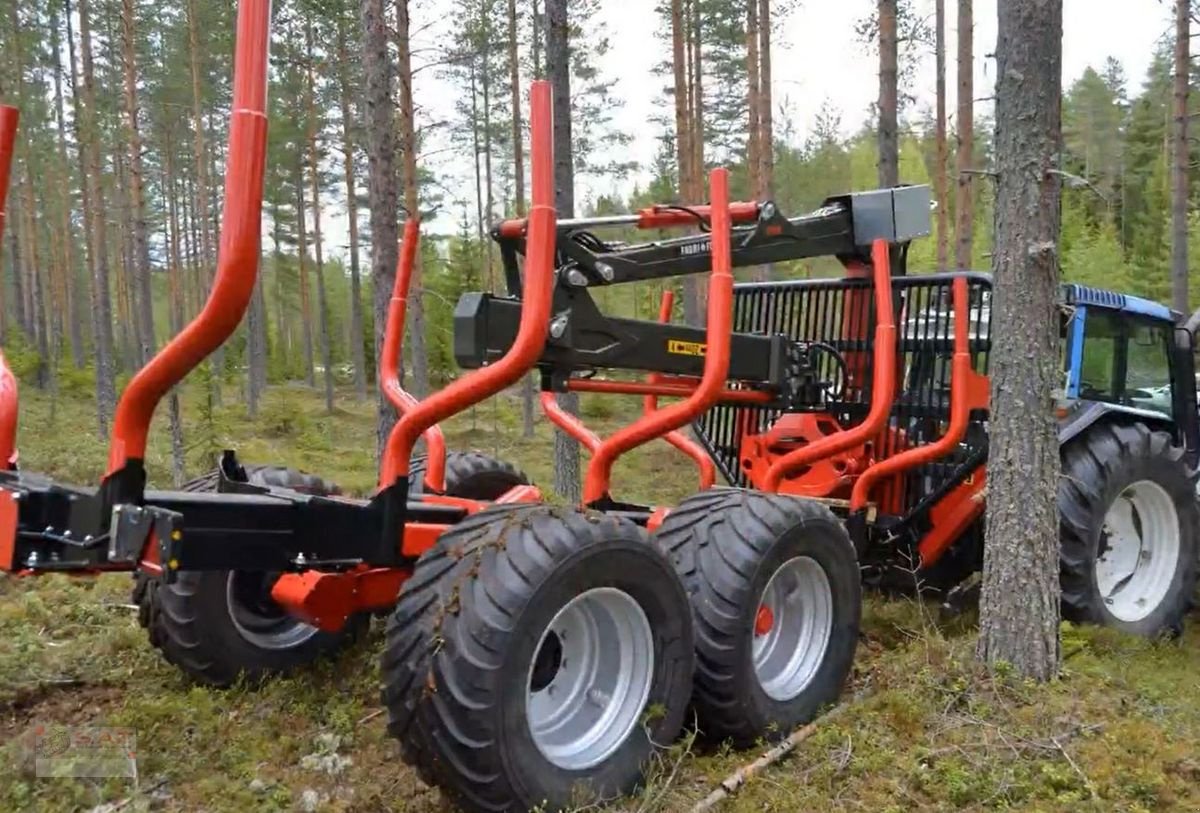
[336, 10, 368, 400]
[746, 0, 760, 202]
[481, 6, 497, 293]
[509, 0, 536, 438]
[20, 172, 50, 387]
[671, 0, 689, 200]
[295, 164, 316, 387]
[50, 4, 87, 369]
[187, 0, 221, 405]
[745, 0, 763, 281]
[877, 0, 899, 188]
[163, 125, 187, 484]
[757, 0, 773, 198]
[679, 0, 703, 326]
[306, 17, 335, 414]
[361, 0, 400, 461]
[546, 0, 581, 503]
[113, 148, 138, 371]
[397, 0, 429, 399]
[7, 197, 23, 338]
[955, 0, 974, 269]
[1171, 0, 1189, 313]
[248, 275, 268, 411]
[119, 0, 155, 366]
[978, 0, 1063, 683]
[935, 0, 949, 271]
[76, 0, 116, 433]
[531, 0, 542, 77]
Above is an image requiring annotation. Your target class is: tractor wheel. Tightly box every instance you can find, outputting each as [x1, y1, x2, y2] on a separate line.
[382, 504, 694, 812]
[407, 450, 529, 499]
[1059, 421, 1198, 637]
[654, 488, 861, 746]
[132, 466, 366, 687]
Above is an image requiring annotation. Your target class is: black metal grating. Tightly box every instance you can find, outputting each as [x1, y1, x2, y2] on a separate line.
[695, 271, 992, 519]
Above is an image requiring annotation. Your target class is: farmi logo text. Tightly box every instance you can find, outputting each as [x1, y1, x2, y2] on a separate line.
[667, 339, 706, 357]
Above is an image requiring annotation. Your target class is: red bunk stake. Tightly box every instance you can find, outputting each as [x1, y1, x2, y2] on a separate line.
[381, 80, 558, 484]
[378, 218, 447, 491]
[106, 0, 271, 477]
[582, 168, 734, 504]
[645, 290, 717, 490]
[0, 106, 20, 470]
[761, 240, 898, 493]
[850, 275, 972, 514]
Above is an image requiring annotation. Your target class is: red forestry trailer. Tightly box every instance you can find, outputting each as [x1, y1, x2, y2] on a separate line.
[0, 3, 866, 810]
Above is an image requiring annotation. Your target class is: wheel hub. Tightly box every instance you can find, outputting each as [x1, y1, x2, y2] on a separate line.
[225, 571, 321, 650]
[752, 556, 834, 702]
[754, 604, 775, 637]
[1095, 480, 1181, 623]
[525, 587, 654, 771]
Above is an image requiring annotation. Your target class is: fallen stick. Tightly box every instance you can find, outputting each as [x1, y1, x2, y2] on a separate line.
[688, 702, 853, 813]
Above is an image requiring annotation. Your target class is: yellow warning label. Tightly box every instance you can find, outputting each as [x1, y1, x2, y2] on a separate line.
[667, 339, 707, 357]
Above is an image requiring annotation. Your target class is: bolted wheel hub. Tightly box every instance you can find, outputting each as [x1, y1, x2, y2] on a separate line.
[525, 587, 654, 771]
[225, 571, 320, 650]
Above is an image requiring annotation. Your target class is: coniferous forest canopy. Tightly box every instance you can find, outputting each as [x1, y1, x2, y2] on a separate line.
[0, 0, 1192, 478]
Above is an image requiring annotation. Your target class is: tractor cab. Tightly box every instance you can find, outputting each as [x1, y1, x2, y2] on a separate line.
[1058, 285, 1200, 463]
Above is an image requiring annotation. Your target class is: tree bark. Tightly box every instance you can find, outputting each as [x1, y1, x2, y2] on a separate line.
[119, 0, 155, 366]
[50, 3, 87, 369]
[757, 0, 773, 199]
[76, 0, 117, 431]
[955, 0, 974, 269]
[187, 0, 224, 405]
[397, 0, 429, 400]
[546, 0, 581, 503]
[163, 121, 187, 485]
[1171, 0, 1189, 313]
[509, 0, 536, 438]
[877, 0, 899, 188]
[978, 0, 1063, 683]
[746, 0, 761, 201]
[306, 17, 335, 414]
[934, 0, 948, 271]
[295, 163, 316, 387]
[361, 0, 400, 461]
[671, 0, 690, 202]
[481, 2, 497, 292]
[336, 9, 367, 400]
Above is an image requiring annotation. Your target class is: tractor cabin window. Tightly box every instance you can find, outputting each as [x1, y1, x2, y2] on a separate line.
[1077, 310, 1174, 418]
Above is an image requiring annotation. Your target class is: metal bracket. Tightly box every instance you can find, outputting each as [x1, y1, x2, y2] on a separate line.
[108, 504, 154, 563]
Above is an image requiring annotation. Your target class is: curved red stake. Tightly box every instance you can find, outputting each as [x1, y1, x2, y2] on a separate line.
[0, 106, 20, 469]
[583, 168, 733, 504]
[762, 240, 897, 492]
[378, 219, 447, 491]
[107, 0, 271, 473]
[850, 275, 971, 511]
[382, 81, 557, 483]
[541, 391, 600, 453]
[646, 291, 716, 490]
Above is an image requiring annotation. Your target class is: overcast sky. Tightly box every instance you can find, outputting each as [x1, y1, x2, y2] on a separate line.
[324, 0, 1175, 249]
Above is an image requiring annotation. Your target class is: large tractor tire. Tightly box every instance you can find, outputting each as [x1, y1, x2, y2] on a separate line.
[653, 488, 861, 747]
[407, 450, 529, 499]
[1059, 421, 1198, 637]
[382, 503, 694, 813]
[132, 466, 367, 687]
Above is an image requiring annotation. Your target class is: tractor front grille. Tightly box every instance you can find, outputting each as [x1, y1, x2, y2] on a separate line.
[695, 271, 992, 519]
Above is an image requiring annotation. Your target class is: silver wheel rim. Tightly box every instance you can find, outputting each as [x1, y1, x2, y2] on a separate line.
[1096, 479, 1181, 623]
[752, 556, 834, 702]
[525, 587, 654, 771]
[225, 572, 321, 650]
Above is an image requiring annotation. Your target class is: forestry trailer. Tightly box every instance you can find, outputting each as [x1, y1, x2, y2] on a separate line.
[0, 2, 1197, 811]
